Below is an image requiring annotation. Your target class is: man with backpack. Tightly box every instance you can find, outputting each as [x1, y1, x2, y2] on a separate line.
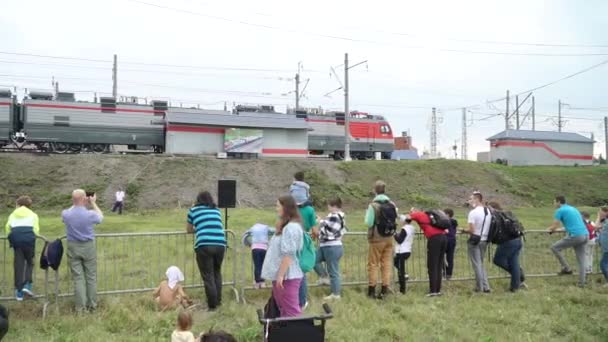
[408, 209, 449, 297]
[364, 180, 398, 299]
[461, 191, 492, 293]
[487, 202, 527, 292]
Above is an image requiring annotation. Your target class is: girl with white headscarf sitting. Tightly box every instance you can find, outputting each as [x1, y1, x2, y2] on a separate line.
[153, 266, 193, 311]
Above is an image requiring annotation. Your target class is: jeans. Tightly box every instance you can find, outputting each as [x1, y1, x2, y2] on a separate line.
[252, 249, 266, 283]
[550, 234, 588, 286]
[273, 278, 302, 317]
[468, 240, 490, 291]
[493, 238, 522, 291]
[445, 238, 456, 277]
[111, 201, 123, 215]
[394, 252, 411, 293]
[67, 240, 97, 310]
[585, 239, 595, 273]
[298, 276, 308, 307]
[367, 238, 393, 287]
[196, 245, 225, 309]
[13, 245, 35, 291]
[427, 235, 448, 294]
[601, 252, 608, 282]
[314, 245, 344, 295]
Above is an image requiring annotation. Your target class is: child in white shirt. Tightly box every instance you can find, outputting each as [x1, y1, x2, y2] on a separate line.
[394, 215, 415, 294]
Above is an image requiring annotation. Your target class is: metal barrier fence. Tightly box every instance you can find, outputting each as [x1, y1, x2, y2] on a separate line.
[0, 231, 238, 314]
[1, 229, 603, 311]
[240, 230, 603, 301]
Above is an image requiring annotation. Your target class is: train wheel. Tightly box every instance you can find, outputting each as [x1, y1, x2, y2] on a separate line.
[69, 144, 82, 153]
[52, 143, 69, 153]
[91, 144, 107, 154]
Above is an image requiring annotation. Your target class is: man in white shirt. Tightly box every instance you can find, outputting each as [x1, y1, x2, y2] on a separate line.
[111, 187, 126, 215]
[461, 191, 492, 293]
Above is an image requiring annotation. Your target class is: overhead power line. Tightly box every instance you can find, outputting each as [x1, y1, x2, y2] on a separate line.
[126, 0, 608, 57]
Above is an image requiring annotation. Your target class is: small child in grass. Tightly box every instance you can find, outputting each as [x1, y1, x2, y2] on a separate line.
[242, 223, 275, 289]
[153, 266, 192, 311]
[172, 310, 196, 342]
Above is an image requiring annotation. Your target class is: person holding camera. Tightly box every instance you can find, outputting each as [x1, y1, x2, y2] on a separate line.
[461, 191, 491, 293]
[62, 189, 103, 313]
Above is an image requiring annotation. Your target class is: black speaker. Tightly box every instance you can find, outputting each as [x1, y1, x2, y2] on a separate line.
[218, 179, 237, 208]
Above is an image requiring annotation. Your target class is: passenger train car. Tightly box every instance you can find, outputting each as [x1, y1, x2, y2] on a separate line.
[0, 89, 394, 158]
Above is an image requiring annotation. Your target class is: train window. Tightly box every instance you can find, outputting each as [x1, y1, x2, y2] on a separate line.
[53, 115, 70, 127]
[335, 112, 345, 126]
[100, 97, 116, 113]
[380, 125, 391, 133]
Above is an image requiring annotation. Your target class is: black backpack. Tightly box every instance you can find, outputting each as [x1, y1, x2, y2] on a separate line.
[374, 201, 398, 237]
[488, 210, 524, 244]
[425, 209, 451, 230]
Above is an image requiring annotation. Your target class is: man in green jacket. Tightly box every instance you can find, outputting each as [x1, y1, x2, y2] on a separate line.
[5, 196, 40, 301]
[365, 181, 397, 299]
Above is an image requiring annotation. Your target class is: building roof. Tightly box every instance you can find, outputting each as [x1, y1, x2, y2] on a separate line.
[487, 129, 594, 143]
[391, 149, 419, 160]
[167, 109, 308, 130]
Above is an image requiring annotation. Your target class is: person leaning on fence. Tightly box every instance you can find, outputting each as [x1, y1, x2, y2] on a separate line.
[261, 195, 304, 318]
[313, 197, 346, 301]
[242, 223, 275, 289]
[408, 209, 448, 297]
[581, 211, 597, 274]
[443, 208, 458, 280]
[547, 195, 589, 287]
[595, 207, 608, 286]
[153, 266, 193, 311]
[487, 202, 527, 292]
[187, 191, 226, 311]
[62, 189, 103, 313]
[393, 215, 415, 294]
[5, 195, 40, 301]
[365, 180, 398, 300]
[462, 191, 492, 293]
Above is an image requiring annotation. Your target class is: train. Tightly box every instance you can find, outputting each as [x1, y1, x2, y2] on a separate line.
[0, 89, 395, 159]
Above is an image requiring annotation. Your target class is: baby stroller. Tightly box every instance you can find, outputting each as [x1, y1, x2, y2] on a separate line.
[257, 302, 333, 342]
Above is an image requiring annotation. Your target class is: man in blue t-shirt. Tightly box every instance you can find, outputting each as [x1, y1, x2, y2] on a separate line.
[547, 195, 589, 287]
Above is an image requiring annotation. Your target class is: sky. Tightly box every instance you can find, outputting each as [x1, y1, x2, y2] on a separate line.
[1, 0, 608, 158]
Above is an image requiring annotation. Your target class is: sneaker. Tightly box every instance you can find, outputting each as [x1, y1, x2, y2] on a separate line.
[22, 283, 35, 297]
[405, 273, 410, 280]
[323, 294, 341, 301]
[426, 292, 439, 297]
[519, 282, 529, 290]
[446, 275, 452, 281]
[15, 290, 24, 301]
[483, 289, 492, 294]
[317, 278, 331, 286]
[259, 282, 266, 289]
[558, 269, 573, 276]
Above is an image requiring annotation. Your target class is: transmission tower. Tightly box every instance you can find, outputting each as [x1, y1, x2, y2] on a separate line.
[461, 108, 468, 160]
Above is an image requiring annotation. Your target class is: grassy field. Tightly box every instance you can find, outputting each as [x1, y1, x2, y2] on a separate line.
[1, 207, 607, 341]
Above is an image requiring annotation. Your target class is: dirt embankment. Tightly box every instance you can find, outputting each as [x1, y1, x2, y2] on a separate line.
[1, 154, 607, 210]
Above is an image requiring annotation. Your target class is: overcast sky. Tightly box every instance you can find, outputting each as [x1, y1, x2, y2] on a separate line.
[2, 0, 608, 158]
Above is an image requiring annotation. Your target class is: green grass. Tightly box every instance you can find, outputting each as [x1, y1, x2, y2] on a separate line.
[1, 207, 607, 341]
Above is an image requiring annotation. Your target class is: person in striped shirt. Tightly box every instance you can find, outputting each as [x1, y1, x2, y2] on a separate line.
[186, 191, 226, 311]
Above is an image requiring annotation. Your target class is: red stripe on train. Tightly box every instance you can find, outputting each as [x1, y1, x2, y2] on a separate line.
[25, 103, 164, 114]
[494, 140, 593, 160]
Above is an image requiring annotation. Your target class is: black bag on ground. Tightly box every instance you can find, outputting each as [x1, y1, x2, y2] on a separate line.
[425, 209, 451, 230]
[263, 295, 281, 319]
[374, 201, 398, 237]
[488, 210, 524, 244]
